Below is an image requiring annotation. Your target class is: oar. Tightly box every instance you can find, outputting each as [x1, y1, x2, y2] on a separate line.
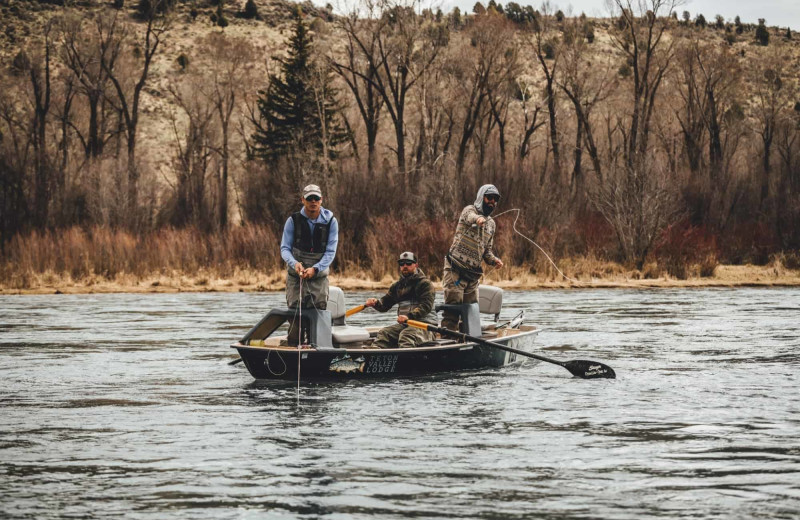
[346, 304, 366, 317]
[406, 320, 616, 379]
[229, 304, 368, 366]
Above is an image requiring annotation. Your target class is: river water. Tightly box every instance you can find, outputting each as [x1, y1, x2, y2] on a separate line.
[1, 288, 799, 519]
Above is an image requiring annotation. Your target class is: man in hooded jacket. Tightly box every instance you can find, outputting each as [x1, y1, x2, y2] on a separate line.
[365, 252, 437, 348]
[441, 184, 504, 331]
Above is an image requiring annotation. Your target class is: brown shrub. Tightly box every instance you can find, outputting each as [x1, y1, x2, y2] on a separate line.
[697, 254, 719, 277]
[655, 222, 719, 279]
[642, 262, 662, 279]
[0, 225, 283, 283]
[361, 217, 452, 280]
[781, 251, 800, 270]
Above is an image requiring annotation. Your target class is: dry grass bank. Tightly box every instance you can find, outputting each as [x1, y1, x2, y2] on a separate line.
[3, 263, 799, 295]
[2, 226, 799, 295]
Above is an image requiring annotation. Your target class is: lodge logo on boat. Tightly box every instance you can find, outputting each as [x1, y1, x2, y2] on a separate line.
[329, 355, 366, 373]
[364, 355, 399, 374]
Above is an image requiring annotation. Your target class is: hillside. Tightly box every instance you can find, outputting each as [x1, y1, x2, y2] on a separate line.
[1, 0, 799, 292]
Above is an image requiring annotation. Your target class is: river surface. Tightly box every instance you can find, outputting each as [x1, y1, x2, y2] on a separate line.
[1, 288, 799, 519]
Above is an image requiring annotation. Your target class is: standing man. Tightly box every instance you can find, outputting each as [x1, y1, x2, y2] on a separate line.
[280, 184, 339, 345]
[441, 184, 504, 331]
[365, 252, 437, 349]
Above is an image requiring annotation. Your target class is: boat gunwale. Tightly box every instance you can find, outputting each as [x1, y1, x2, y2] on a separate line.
[230, 326, 539, 354]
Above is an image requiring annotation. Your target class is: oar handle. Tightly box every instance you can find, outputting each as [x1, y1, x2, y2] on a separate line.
[406, 320, 430, 330]
[345, 304, 366, 317]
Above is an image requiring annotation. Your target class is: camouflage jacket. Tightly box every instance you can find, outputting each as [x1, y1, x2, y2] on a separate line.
[374, 268, 437, 325]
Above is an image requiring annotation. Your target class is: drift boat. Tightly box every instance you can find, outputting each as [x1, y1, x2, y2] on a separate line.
[231, 285, 540, 381]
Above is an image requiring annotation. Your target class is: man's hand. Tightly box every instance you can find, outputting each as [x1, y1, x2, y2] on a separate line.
[365, 298, 378, 307]
[294, 262, 305, 275]
[476, 216, 486, 227]
[301, 267, 316, 279]
[397, 315, 408, 324]
[494, 258, 504, 268]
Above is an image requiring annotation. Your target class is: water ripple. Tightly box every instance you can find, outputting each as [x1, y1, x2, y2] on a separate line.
[1, 288, 799, 519]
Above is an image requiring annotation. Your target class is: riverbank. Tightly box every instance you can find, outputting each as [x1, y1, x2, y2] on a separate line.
[3, 264, 799, 295]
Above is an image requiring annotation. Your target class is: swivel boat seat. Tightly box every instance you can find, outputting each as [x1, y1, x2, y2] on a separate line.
[326, 286, 371, 346]
[435, 285, 504, 336]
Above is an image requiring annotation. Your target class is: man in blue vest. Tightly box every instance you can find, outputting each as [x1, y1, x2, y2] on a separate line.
[280, 184, 339, 345]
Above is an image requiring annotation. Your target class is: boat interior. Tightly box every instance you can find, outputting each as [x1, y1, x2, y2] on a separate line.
[238, 285, 534, 351]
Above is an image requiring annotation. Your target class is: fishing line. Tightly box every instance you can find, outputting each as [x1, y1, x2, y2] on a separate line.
[491, 208, 580, 285]
[297, 276, 303, 401]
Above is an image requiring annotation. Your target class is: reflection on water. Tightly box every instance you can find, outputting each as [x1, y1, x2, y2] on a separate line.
[1, 288, 799, 519]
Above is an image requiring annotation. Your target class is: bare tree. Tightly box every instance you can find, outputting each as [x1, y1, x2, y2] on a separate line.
[98, 6, 168, 220]
[58, 13, 118, 160]
[591, 162, 683, 268]
[488, 78, 513, 164]
[528, 5, 563, 180]
[449, 12, 517, 175]
[750, 48, 791, 207]
[52, 68, 78, 191]
[607, 0, 679, 167]
[774, 113, 800, 248]
[516, 78, 545, 161]
[167, 78, 217, 229]
[673, 37, 705, 173]
[27, 22, 55, 228]
[1, 60, 34, 242]
[677, 37, 740, 179]
[672, 36, 745, 229]
[332, 10, 385, 175]
[198, 33, 254, 230]
[558, 17, 615, 190]
[335, 0, 446, 176]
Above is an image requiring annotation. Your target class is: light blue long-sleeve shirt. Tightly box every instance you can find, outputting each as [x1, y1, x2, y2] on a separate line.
[280, 207, 339, 272]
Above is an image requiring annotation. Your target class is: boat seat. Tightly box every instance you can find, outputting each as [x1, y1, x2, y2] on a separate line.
[331, 325, 372, 344]
[436, 285, 504, 336]
[328, 286, 371, 344]
[478, 285, 503, 321]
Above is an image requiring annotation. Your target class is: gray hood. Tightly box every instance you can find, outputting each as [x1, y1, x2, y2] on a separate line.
[473, 184, 500, 212]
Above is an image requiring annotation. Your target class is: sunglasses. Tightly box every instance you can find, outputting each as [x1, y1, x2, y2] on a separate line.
[398, 260, 415, 266]
[486, 194, 500, 202]
[305, 195, 321, 202]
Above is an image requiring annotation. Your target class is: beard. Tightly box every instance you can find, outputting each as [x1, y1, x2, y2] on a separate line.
[482, 202, 495, 216]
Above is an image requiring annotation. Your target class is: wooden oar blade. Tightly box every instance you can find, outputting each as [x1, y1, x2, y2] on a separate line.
[563, 360, 616, 379]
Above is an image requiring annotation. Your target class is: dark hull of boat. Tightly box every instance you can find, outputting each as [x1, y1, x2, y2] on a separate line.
[232, 329, 539, 381]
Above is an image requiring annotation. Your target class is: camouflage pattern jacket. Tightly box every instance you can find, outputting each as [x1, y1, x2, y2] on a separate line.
[374, 269, 437, 325]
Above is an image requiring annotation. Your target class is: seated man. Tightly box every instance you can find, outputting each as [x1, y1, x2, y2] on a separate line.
[365, 252, 437, 349]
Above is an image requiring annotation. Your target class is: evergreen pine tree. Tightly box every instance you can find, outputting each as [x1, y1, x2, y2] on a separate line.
[243, 0, 258, 19]
[755, 19, 769, 45]
[251, 8, 346, 161]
